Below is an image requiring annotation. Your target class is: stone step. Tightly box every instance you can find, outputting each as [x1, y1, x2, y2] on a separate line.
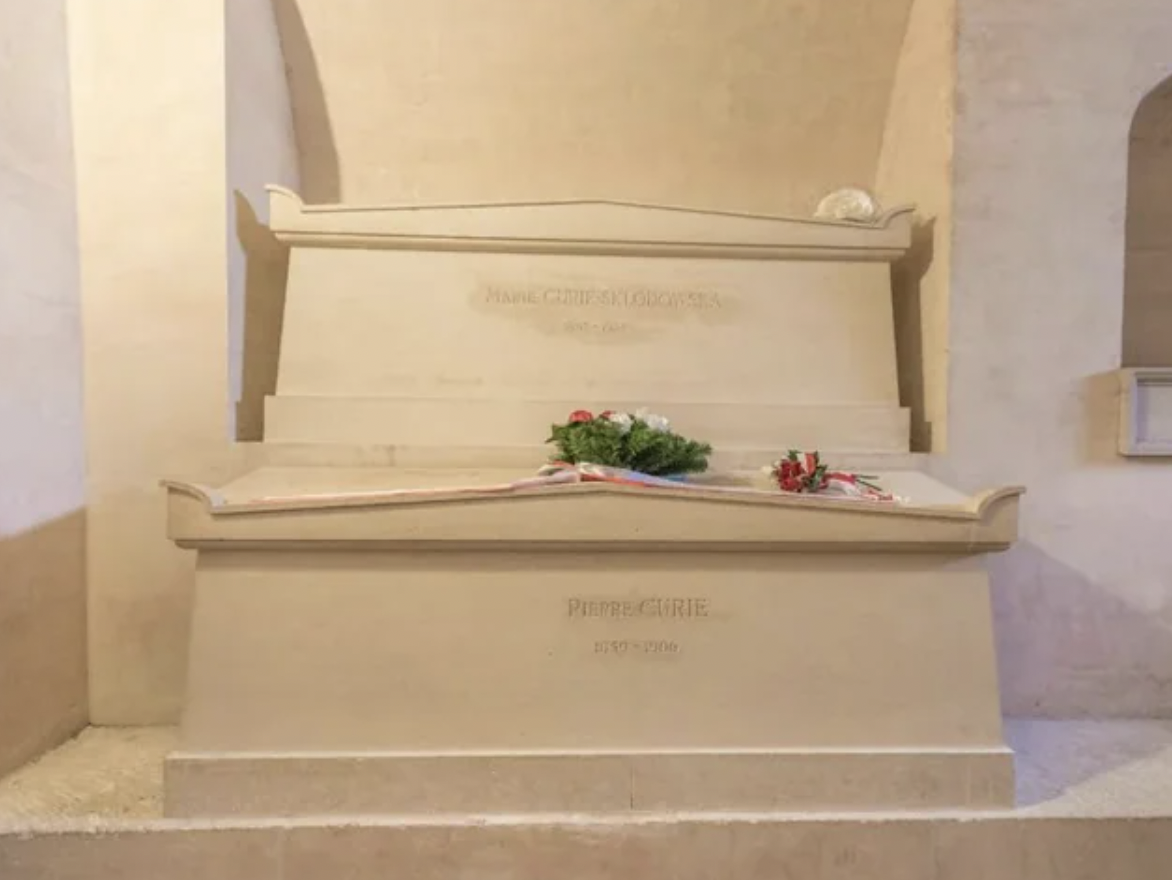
[241, 441, 929, 474]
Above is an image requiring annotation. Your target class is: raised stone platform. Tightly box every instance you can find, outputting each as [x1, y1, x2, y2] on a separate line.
[3, 722, 1172, 879]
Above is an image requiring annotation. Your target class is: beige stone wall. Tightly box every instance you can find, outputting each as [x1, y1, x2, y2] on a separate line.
[67, 0, 236, 723]
[0, 0, 88, 771]
[947, 0, 1172, 714]
[68, 0, 301, 723]
[273, 0, 915, 213]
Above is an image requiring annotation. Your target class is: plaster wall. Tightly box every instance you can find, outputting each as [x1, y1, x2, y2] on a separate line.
[64, 0, 1172, 721]
[272, 0, 915, 213]
[946, 0, 1172, 714]
[67, 0, 236, 723]
[68, 0, 302, 722]
[0, 0, 88, 771]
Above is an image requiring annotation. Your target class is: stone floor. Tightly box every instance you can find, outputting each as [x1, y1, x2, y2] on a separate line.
[1, 719, 1171, 829]
[2, 723, 1172, 880]
[0, 727, 174, 825]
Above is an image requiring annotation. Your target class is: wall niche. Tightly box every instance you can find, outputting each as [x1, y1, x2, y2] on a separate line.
[1119, 76, 1172, 456]
[1122, 76, 1172, 368]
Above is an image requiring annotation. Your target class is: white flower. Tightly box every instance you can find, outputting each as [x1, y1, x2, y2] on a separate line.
[606, 411, 634, 434]
[648, 416, 670, 433]
[635, 407, 671, 433]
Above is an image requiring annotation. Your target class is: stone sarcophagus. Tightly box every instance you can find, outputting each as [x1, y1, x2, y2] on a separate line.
[162, 189, 1022, 818]
[261, 187, 913, 457]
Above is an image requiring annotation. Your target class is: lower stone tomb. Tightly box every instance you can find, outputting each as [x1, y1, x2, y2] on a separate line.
[162, 188, 1023, 818]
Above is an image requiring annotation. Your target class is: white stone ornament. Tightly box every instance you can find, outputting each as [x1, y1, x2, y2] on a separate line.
[814, 188, 883, 223]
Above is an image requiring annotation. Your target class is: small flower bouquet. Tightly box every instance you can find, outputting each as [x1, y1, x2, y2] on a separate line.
[547, 409, 713, 477]
[767, 450, 894, 501]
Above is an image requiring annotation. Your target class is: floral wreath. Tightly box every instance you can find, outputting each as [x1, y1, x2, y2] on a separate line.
[547, 408, 896, 500]
[547, 409, 712, 477]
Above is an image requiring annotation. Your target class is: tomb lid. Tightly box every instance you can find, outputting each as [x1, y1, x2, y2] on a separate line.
[268, 187, 915, 261]
[162, 467, 1024, 554]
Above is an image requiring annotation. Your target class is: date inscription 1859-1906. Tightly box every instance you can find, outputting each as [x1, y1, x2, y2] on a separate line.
[568, 596, 713, 658]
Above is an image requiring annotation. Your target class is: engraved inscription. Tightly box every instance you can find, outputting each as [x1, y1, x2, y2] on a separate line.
[482, 285, 724, 312]
[473, 282, 736, 343]
[594, 640, 680, 655]
[562, 319, 630, 336]
[568, 597, 711, 620]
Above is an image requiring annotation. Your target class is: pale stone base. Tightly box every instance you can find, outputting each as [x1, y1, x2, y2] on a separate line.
[164, 748, 1013, 819]
[161, 466, 1020, 817]
[169, 550, 1012, 815]
[179, 553, 1007, 753]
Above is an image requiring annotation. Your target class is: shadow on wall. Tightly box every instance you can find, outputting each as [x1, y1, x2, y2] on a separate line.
[991, 540, 1172, 719]
[891, 218, 934, 452]
[234, 192, 291, 442]
[1121, 75, 1172, 368]
[271, 0, 340, 203]
[0, 512, 88, 777]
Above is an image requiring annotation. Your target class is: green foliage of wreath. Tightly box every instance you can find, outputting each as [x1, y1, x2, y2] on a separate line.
[547, 415, 712, 476]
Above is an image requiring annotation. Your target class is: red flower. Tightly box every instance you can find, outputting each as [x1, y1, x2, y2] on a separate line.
[773, 450, 828, 493]
[568, 410, 594, 423]
[599, 410, 614, 419]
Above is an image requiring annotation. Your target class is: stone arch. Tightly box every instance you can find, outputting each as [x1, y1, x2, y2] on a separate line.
[1122, 75, 1172, 366]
